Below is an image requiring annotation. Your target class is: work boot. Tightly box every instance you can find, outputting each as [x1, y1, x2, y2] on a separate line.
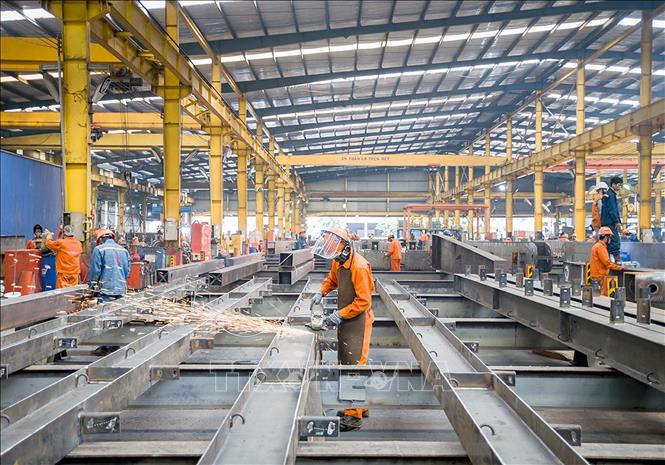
[337, 412, 363, 432]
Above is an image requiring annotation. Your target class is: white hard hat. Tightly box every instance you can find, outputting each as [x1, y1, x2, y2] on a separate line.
[595, 182, 609, 191]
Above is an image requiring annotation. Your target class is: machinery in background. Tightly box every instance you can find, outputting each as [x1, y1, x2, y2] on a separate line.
[190, 221, 212, 261]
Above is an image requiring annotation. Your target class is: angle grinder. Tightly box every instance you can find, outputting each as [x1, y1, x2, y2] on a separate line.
[308, 300, 325, 331]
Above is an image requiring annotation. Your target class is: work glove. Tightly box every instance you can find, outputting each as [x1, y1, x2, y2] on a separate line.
[312, 291, 323, 305]
[325, 311, 342, 328]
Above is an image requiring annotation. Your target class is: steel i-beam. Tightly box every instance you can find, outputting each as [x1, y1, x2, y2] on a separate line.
[377, 280, 588, 465]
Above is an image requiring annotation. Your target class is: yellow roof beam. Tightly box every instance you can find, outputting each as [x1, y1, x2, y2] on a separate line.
[0, 133, 209, 151]
[277, 153, 507, 167]
[43, 0, 301, 195]
[0, 36, 120, 71]
[444, 99, 665, 198]
[0, 112, 202, 131]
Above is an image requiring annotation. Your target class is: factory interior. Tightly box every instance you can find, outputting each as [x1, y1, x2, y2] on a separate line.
[1, 1, 665, 464]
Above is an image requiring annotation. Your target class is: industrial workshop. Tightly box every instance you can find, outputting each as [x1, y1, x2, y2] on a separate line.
[1, 0, 665, 464]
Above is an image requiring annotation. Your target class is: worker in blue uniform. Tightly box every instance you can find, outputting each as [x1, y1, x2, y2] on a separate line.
[89, 229, 130, 302]
[600, 176, 623, 263]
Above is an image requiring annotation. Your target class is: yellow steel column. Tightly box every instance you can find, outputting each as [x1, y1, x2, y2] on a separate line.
[443, 166, 450, 227]
[506, 118, 513, 237]
[285, 189, 292, 237]
[468, 167, 475, 239]
[163, 1, 181, 248]
[639, 11, 653, 242]
[209, 56, 223, 242]
[623, 170, 629, 226]
[267, 137, 276, 234]
[454, 167, 461, 228]
[255, 160, 265, 235]
[277, 179, 285, 238]
[237, 96, 248, 235]
[254, 123, 265, 236]
[534, 96, 544, 239]
[117, 189, 125, 236]
[62, 1, 91, 241]
[484, 132, 491, 238]
[434, 171, 441, 222]
[91, 182, 98, 228]
[574, 60, 586, 240]
[293, 196, 300, 234]
[655, 189, 663, 227]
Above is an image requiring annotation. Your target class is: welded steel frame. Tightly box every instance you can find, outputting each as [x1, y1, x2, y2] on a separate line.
[155, 258, 227, 283]
[0, 278, 273, 464]
[206, 254, 265, 286]
[432, 234, 508, 274]
[197, 281, 316, 464]
[377, 279, 587, 465]
[455, 273, 665, 392]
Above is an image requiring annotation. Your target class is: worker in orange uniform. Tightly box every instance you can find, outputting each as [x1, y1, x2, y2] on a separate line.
[385, 233, 402, 271]
[44, 225, 83, 288]
[418, 231, 428, 250]
[26, 224, 44, 249]
[311, 228, 374, 432]
[590, 226, 623, 296]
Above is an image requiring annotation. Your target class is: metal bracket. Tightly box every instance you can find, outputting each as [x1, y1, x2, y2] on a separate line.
[524, 279, 534, 296]
[80, 412, 121, 434]
[553, 424, 582, 446]
[0, 365, 7, 379]
[339, 373, 367, 402]
[429, 308, 439, 317]
[298, 416, 339, 439]
[150, 366, 180, 382]
[101, 319, 123, 330]
[191, 337, 215, 351]
[443, 321, 456, 331]
[54, 337, 78, 350]
[559, 287, 571, 308]
[495, 371, 516, 386]
[463, 341, 480, 353]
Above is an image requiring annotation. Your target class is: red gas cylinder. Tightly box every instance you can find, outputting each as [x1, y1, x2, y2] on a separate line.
[3, 249, 42, 295]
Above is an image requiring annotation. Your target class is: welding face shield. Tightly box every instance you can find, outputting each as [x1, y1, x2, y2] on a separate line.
[312, 228, 352, 264]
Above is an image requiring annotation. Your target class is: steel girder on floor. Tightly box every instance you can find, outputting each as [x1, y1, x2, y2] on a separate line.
[0, 284, 88, 331]
[455, 273, 665, 392]
[198, 283, 316, 464]
[377, 279, 588, 465]
[0, 278, 273, 464]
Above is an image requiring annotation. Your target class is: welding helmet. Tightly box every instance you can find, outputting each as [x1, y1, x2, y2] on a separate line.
[312, 227, 352, 264]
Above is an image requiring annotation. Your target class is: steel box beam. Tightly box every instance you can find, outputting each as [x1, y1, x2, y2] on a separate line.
[454, 274, 665, 392]
[197, 283, 316, 464]
[432, 234, 508, 274]
[155, 258, 227, 283]
[277, 153, 506, 167]
[376, 280, 587, 465]
[0, 284, 86, 330]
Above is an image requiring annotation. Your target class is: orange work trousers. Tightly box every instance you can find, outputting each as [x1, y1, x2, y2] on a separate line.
[390, 259, 401, 271]
[56, 273, 79, 289]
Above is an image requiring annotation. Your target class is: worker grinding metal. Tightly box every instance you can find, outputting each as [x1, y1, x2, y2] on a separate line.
[311, 228, 375, 431]
[43, 225, 83, 288]
[385, 233, 402, 271]
[89, 229, 130, 302]
[590, 226, 624, 296]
